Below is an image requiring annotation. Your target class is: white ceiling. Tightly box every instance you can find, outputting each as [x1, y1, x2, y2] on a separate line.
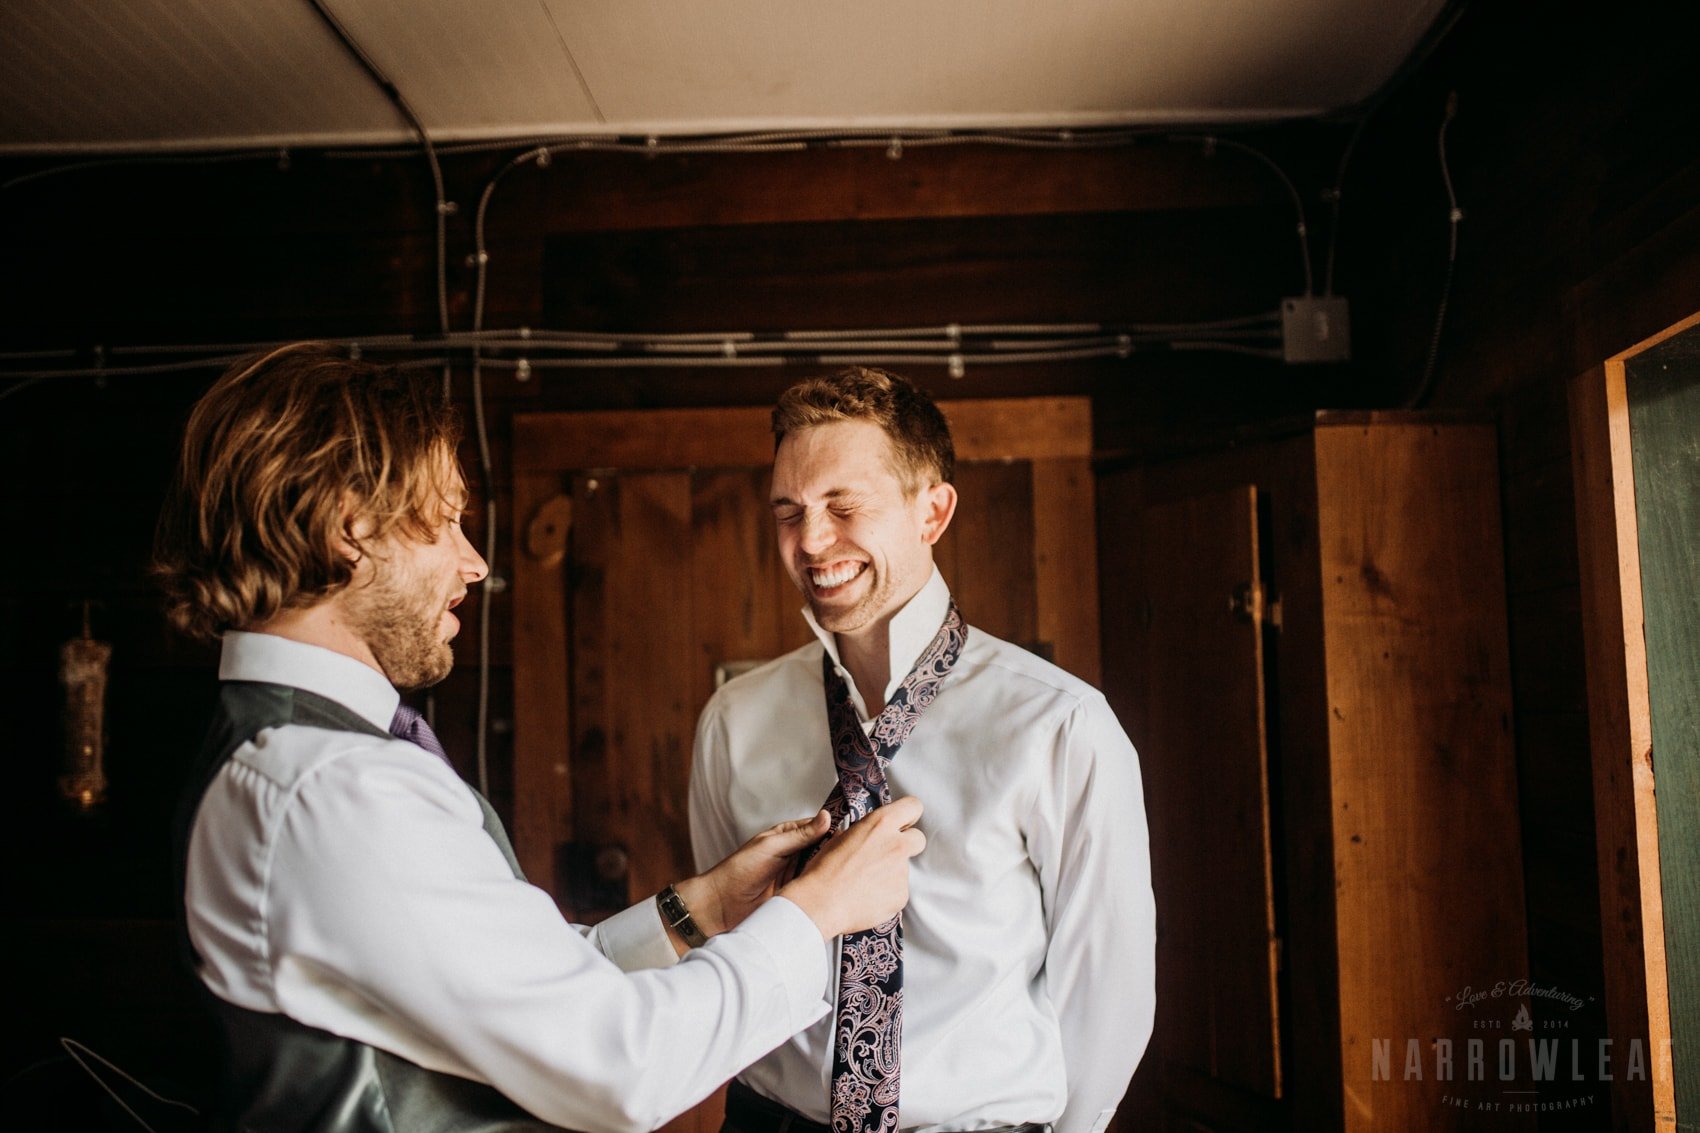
[1, 0, 1452, 154]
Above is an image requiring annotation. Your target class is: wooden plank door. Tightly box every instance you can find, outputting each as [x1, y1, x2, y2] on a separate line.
[509, 399, 1098, 1133]
[1128, 484, 1283, 1125]
[564, 466, 807, 920]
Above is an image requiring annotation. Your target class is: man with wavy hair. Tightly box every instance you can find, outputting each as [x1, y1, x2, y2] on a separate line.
[157, 343, 926, 1133]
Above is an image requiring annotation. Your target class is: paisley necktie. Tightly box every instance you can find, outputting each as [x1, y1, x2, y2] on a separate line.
[814, 602, 966, 1133]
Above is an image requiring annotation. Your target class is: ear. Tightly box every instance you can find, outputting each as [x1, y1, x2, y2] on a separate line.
[338, 490, 374, 564]
[919, 481, 957, 546]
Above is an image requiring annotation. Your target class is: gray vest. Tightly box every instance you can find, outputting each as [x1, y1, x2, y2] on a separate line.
[175, 681, 568, 1132]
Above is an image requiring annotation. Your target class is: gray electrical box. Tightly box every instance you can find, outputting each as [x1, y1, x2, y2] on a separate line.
[1281, 296, 1352, 363]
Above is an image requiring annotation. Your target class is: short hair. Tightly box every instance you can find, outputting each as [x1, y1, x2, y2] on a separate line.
[771, 367, 955, 490]
[153, 343, 463, 641]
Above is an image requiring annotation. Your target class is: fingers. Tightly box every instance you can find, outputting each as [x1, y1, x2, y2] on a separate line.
[880, 794, 923, 832]
[760, 810, 831, 854]
[870, 798, 925, 860]
[777, 794, 927, 939]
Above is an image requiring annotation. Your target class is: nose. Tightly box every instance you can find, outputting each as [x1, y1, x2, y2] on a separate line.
[797, 508, 837, 556]
[456, 524, 490, 583]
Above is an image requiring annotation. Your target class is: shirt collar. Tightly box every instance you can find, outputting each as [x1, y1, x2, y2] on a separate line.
[803, 566, 952, 715]
[218, 631, 401, 733]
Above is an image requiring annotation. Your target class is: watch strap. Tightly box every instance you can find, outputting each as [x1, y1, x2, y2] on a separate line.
[658, 883, 710, 949]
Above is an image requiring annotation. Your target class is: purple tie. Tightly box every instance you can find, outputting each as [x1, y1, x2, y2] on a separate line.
[813, 602, 966, 1133]
[390, 702, 448, 763]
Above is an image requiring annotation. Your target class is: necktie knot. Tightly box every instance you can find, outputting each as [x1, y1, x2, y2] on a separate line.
[390, 703, 448, 763]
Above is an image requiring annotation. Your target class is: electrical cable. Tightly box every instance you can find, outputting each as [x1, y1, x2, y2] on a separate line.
[1172, 133, 1314, 296]
[303, 0, 451, 338]
[301, 0, 464, 739]
[0, 315, 1285, 382]
[783, 322, 1095, 340]
[0, 375, 51, 403]
[3, 352, 256, 380]
[46, 321, 1323, 367]
[484, 354, 785, 369]
[466, 163, 501, 797]
[536, 0, 604, 125]
[328, 123, 1272, 163]
[1322, 112, 1371, 297]
[1404, 91, 1463, 409]
[466, 146, 512, 800]
[0, 148, 289, 193]
[469, 359, 496, 795]
[1316, 0, 1474, 299]
[1168, 341, 1286, 360]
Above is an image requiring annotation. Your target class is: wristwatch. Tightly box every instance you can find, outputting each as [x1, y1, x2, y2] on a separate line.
[657, 883, 710, 949]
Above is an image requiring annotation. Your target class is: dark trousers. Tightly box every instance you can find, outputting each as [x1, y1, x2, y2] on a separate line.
[721, 1081, 1051, 1133]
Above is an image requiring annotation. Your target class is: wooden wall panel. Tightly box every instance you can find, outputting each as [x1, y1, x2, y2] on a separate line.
[565, 473, 614, 919]
[1032, 459, 1101, 686]
[510, 471, 574, 893]
[689, 468, 793, 705]
[1139, 485, 1281, 1098]
[940, 462, 1037, 650]
[603, 473, 697, 907]
[1314, 422, 1529, 1132]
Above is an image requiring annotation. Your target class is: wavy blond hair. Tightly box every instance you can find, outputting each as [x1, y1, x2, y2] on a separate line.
[771, 366, 955, 490]
[154, 343, 463, 640]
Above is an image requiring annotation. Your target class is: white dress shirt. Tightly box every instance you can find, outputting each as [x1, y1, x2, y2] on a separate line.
[690, 570, 1155, 1133]
[186, 631, 832, 1133]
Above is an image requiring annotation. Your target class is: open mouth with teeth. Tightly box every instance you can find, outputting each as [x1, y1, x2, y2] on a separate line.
[808, 561, 868, 595]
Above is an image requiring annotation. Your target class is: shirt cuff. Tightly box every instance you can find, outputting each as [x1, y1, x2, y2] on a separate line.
[594, 892, 683, 972]
[715, 896, 833, 1016]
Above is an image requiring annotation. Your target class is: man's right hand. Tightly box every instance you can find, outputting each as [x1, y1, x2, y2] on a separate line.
[779, 796, 925, 940]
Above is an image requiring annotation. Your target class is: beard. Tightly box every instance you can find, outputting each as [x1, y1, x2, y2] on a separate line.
[344, 559, 456, 691]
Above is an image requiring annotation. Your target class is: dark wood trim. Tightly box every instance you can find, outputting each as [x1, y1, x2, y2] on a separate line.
[513, 397, 1093, 471]
[534, 144, 1274, 234]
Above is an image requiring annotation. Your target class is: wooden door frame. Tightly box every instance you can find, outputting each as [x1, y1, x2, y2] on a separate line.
[1569, 310, 1700, 1132]
[508, 396, 1097, 896]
